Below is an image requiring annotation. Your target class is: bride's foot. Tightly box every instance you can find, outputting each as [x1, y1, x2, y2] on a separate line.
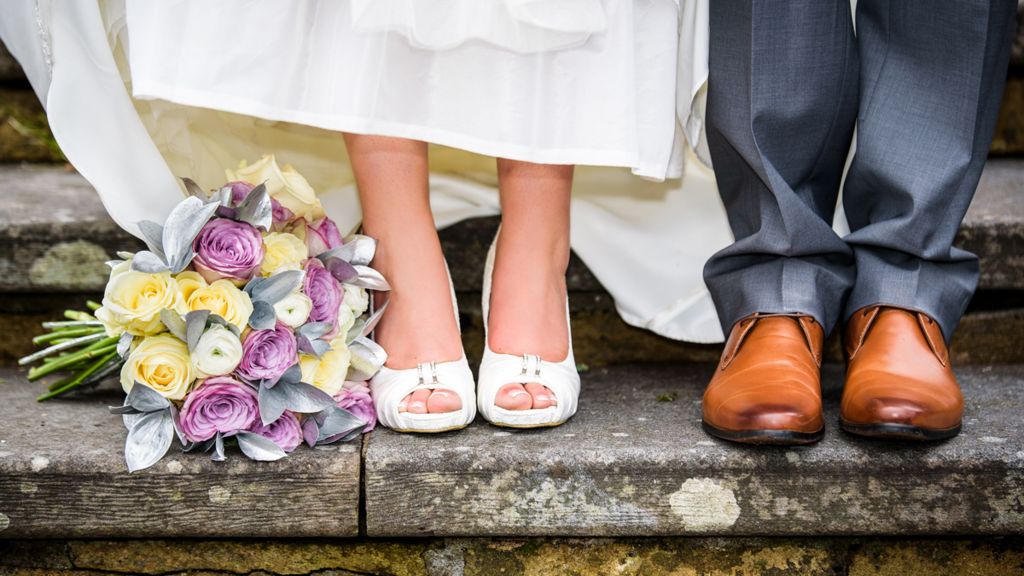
[486, 229, 569, 411]
[372, 242, 464, 415]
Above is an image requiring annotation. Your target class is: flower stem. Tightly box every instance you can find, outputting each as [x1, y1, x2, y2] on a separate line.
[27, 344, 117, 380]
[64, 310, 95, 322]
[33, 327, 104, 345]
[37, 351, 119, 401]
[42, 320, 104, 329]
[18, 333, 110, 366]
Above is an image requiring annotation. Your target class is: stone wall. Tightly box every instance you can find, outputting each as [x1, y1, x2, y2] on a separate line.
[2, 538, 1024, 576]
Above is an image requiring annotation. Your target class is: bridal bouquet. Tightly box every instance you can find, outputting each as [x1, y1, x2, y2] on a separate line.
[18, 156, 389, 471]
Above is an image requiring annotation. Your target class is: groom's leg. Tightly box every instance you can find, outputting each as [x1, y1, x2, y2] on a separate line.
[842, 0, 1017, 340]
[837, 0, 1015, 441]
[700, 1, 860, 445]
[703, 0, 860, 335]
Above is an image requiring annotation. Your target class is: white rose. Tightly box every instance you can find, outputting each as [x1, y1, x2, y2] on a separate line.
[274, 292, 313, 328]
[344, 284, 369, 317]
[336, 301, 357, 339]
[191, 325, 244, 378]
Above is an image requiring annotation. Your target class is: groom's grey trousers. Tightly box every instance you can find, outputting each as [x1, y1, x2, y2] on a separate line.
[703, 0, 1017, 341]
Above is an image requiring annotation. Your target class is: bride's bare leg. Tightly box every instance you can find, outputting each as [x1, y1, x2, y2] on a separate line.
[489, 159, 572, 410]
[344, 133, 462, 414]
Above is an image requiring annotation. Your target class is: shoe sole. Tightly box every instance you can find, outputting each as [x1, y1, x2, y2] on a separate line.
[701, 421, 824, 445]
[839, 419, 961, 441]
[488, 419, 569, 430]
[391, 423, 471, 434]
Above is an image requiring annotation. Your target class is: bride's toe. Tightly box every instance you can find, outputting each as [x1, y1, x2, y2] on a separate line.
[426, 388, 462, 413]
[525, 383, 557, 409]
[402, 389, 431, 414]
[496, 383, 533, 410]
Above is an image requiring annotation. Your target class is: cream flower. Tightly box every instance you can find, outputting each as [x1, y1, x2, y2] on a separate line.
[261, 232, 309, 276]
[96, 260, 182, 337]
[335, 301, 357, 340]
[343, 284, 369, 317]
[175, 271, 207, 302]
[273, 291, 313, 328]
[184, 279, 254, 331]
[191, 325, 244, 378]
[298, 345, 352, 396]
[120, 334, 194, 400]
[226, 155, 324, 221]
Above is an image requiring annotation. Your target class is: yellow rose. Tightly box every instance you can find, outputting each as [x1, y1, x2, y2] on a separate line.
[96, 260, 183, 337]
[261, 232, 309, 276]
[226, 155, 324, 221]
[120, 334, 194, 400]
[298, 345, 352, 396]
[175, 271, 207, 302]
[184, 279, 254, 330]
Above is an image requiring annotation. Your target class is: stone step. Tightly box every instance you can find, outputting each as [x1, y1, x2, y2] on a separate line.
[2, 160, 1021, 293]
[364, 363, 1024, 537]
[2, 364, 1021, 538]
[0, 368, 361, 538]
[2, 161, 1023, 365]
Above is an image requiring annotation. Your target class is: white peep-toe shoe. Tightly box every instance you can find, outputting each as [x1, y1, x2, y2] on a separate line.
[477, 229, 581, 428]
[369, 266, 476, 433]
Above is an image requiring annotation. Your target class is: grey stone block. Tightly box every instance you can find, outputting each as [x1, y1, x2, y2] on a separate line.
[0, 369, 362, 538]
[961, 159, 1024, 289]
[364, 363, 1024, 537]
[2, 160, 1021, 294]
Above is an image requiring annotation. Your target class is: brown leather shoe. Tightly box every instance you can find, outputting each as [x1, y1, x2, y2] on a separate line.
[702, 314, 825, 445]
[840, 306, 963, 441]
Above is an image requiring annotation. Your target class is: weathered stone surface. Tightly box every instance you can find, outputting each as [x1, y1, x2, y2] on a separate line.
[364, 363, 1024, 537]
[960, 159, 1024, 289]
[0, 369, 362, 538]
[848, 539, 1024, 576]
[2, 159, 1021, 293]
[0, 165, 141, 294]
[3, 537, 1024, 576]
[992, 78, 1024, 155]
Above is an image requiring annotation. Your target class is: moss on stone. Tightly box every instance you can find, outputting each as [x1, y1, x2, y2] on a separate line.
[0, 89, 65, 163]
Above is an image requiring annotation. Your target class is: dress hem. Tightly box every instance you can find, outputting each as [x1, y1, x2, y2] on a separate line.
[130, 81, 672, 180]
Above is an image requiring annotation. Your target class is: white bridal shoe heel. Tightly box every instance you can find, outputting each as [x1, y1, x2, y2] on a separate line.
[477, 229, 581, 428]
[369, 265, 477, 433]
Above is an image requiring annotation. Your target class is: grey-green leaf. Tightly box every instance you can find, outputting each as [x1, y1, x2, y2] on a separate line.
[185, 310, 211, 351]
[251, 270, 304, 304]
[126, 381, 171, 413]
[211, 433, 226, 462]
[137, 220, 166, 260]
[160, 309, 187, 342]
[248, 300, 277, 330]
[283, 381, 336, 414]
[316, 405, 366, 444]
[125, 411, 174, 473]
[258, 381, 289, 426]
[347, 336, 388, 382]
[337, 234, 377, 266]
[181, 177, 206, 198]
[162, 197, 219, 273]
[236, 430, 287, 461]
[235, 183, 273, 231]
[130, 251, 170, 274]
[117, 332, 134, 358]
[349, 265, 391, 291]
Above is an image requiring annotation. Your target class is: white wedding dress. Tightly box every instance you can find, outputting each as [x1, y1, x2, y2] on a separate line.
[0, 0, 731, 343]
